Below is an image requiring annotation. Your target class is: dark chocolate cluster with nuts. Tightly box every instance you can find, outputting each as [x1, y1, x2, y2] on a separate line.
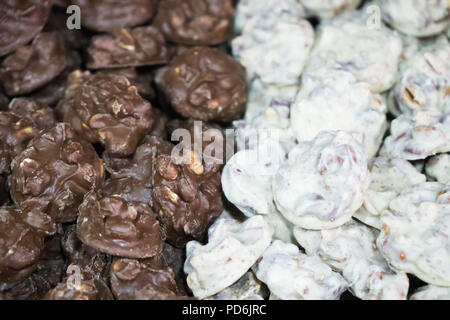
[0, 0, 244, 300]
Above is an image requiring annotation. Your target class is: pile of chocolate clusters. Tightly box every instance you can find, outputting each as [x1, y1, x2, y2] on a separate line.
[1, 0, 449, 300]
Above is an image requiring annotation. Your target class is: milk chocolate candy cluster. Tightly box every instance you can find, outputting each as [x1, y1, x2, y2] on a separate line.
[153, 0, 235, 46]
[10, 123, 104, 222]
[0, 32, 67, 96]
[87, 27, 169, 69]
[58, 72, 153, 156]
[0, 207, 55, 290]
[0, 0, 51, 57]
[72, 0, 158, 33]
[158, 47, 248, 122]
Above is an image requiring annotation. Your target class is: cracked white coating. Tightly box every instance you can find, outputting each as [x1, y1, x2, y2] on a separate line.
[377, 182, 450, 286]
[301, 0, 361, 19]
[273, 131, 370, 230]
[426, 153, 450, 184]
[309, 11, 402, 93]
[184, 216, 274, 299]
[205, 271, 267, 300]
[410, 285, 450, 300]
[294, 220, 410, 300]
[354, 157, 426, 229]
[253, 240, 348, 300]
[222, 140, 287, 217]
[380, 109, 450, 160]
[234, 0, 305, 34]
[388, 40, 450, 117]
[378, 0, 450, 37]
[291, 66, 387, 159]
[232, 19, 314, 85]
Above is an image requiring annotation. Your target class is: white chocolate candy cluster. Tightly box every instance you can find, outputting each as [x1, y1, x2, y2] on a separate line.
[378, 0, 450, 38]
[354, 157, 426, 229]
[294, 220, 410, 300]
[309, 11, 402, 93]
[253, 240, 348, 300]
[377, 182, 450, 286]
[291, 66, 387, 159]
[184, 216, 273, 299]
[273, 131, 370, 229]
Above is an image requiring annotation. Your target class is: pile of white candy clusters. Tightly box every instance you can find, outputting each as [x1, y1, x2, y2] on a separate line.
[184, 0, 450, 300]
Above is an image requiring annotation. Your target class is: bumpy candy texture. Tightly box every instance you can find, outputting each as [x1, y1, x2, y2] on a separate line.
[291, 66, 387, 159]
[353, 157, 426, 229]
[232, 19, 314, 86]
[184, 216, 273, 299]
[87, 27, 169, 69]
[309, 11, 402, 93]
[110, 256, 180, 300]
[0, 32, 67, 96]
[380, 110, 450, 160]
[153, 0, 235, 45]
[10, 123, 105, 223]
[377, 182, 450, 286]
[0, 111, 38, 175]
[77, 191, 165, 259]
[58, 72, 153, 156]
[0, 207, 55, 291]
[72, 0, 158, 32]
[294, 220, 410, 300]
[0, 0, 51, 57]
[151, 125, 223, 247]
[273, 131, 370, 230]
[254, 240, 348, 300]
[206, 271, 267, 300]
[159, 47, 248, 122]
[102, 135, 171, 206]
[388, 41, 450, 117]
[8, 98, 56, 131]
[379, 0, 450, 37]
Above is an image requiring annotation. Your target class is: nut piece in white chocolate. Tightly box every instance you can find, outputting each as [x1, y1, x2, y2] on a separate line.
[377, 182, 450, 286]
[426, 153, 450, 184]
[309, 11, 402, 93]
[253, 240, 348, 300]
[380, 109, 450, 160]
[234, 0, 305, 34]
[291, 66, 387, 159]
[273, 131, 370, 230]
[205, 271, 268, 300]
[388, 40, 450, 117]
[354, 157, 426, 229]
[379, 0, 449, 37]
[232, 20, 314, 85]
[184, 216, 274, 299]
[301, 0, 361, 19]
[294, 220, 409, 300]
[410, 285, 450, 300]
[222, 141, 287, 217]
